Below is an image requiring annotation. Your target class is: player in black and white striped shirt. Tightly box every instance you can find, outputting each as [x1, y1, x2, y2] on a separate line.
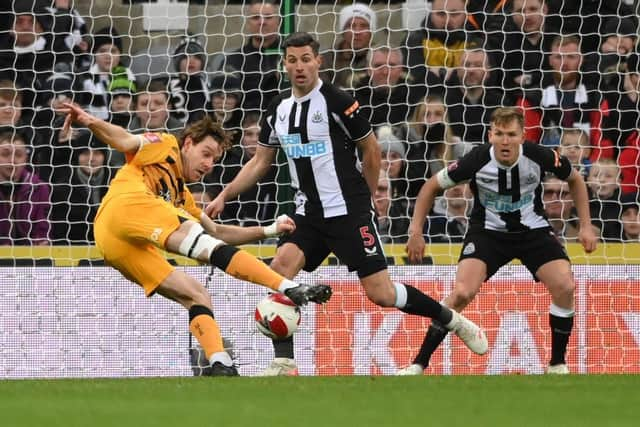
[403, 107, 598, 375]
[208, 32, 488, 375]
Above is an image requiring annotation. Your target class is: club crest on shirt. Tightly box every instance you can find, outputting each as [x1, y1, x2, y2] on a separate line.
[526, 173, 537, 184]
[144, 132, 161, 143]
[462, 242, 475, 255]
[311, 111, 323, 123]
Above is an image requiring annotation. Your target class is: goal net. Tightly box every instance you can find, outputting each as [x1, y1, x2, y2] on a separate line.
[0, 0, 638, 377]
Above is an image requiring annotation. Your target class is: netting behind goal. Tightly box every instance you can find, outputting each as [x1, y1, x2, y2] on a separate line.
[0, 1, 639, 377]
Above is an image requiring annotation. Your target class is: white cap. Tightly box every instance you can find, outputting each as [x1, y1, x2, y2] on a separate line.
[338, 3, 377, 33]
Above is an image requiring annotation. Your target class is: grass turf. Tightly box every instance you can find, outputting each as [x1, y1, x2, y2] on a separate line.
[0, 375, 638, 427]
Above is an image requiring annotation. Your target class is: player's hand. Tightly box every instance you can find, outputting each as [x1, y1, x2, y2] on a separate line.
[205, 194, 226, 218]
[578, 225, 599, 254]
[58, 102, 94, 133]
[274, 214, 295, 235]
[263, 214, 295, 237]
[406, 232, 426, 264]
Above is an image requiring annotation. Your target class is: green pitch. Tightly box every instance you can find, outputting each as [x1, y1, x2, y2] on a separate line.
[1, 375, 638, 427]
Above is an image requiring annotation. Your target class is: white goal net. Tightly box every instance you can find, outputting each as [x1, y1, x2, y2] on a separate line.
[0, 0, 638, 377]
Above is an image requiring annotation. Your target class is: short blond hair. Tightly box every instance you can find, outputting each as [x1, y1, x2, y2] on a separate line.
[490, 107, 524, 129]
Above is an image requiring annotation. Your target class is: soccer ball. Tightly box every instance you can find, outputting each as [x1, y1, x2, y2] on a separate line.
[254, 293, 301, 340]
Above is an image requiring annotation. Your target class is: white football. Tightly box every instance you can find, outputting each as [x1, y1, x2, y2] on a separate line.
[254, 293, 301, 339]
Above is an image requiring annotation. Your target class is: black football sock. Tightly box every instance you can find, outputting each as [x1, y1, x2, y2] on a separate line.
[273, 336, 295, 359]
[413, 321, 449, 368]
[395, 283, 453, 325]
[549, 313, 574, 365]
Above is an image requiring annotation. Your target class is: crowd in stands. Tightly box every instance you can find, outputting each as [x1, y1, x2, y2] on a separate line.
[0, 0, 639, 246]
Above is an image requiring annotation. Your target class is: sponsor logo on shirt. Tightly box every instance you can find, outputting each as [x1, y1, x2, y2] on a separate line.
[280, 134, 328, 159]
[478, 191, 534, 212]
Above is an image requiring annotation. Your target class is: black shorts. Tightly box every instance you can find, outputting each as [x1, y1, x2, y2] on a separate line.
[279, 211, 388, 278]
[458, 227, 570, 281]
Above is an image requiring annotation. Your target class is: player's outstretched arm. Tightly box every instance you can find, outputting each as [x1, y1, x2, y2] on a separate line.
[199, 213, 295, 245]
[59, 102, 141, 153]
[406, 175, 442, 264]
[205, 145, 277, 218]
[566, 169, 598, 253]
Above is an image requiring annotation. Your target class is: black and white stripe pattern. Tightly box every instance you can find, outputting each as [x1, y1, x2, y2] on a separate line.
[437, 142, 573, 233]
[259, 80, 372, 218]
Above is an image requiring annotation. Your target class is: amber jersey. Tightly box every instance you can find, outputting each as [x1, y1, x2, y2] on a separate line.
[100, 132, 201, 218]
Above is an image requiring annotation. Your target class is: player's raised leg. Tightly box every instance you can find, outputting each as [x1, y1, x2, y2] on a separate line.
[537, 259, 575, 374]
[398, 258, 488, 375]
[165, 220, 331, 305]
[362, 268, 488, 353]
[156, 270, 238, 376]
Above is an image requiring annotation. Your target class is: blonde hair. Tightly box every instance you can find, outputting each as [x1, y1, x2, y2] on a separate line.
[490, 107, 524, 129]
[410, 94, 455, 163]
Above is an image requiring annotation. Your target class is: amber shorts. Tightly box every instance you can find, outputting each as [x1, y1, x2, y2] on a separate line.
[94, 193, 198, 296]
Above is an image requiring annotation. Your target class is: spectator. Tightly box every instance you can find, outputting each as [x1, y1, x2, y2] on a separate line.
[120, 78, 182, 168]
[215, 0, 281, 110]
[374, 170, 409, 244]
[445, 47, 505, 145]
[0, 80, 42, 176]
[602, 52, 640, 160]
[206, 112, 278, 225]
[0, 130, 50, 245]
[209, 75, 244, 145]
[107, 66, 137, 128]
[403, 0, 483, 83]
[530, 36, 613, 160]
[542, 175, 581, 241]
[504, 0, 555, 142]
[591, 17, 638, 91]
[168, 35, 210, 124]
[45, 0, 88, 66]
[186, 182, 213, 211]
[545, 0, 635, 55]
[78, 26, 135, 119]
[353, 46, 426, 127]
[587, 159, 622, 241]
[32, 70, 79, 183]
[557, 128, 591, 178]
[376, 125, 417, 215]
[129, 78, 182, 134]
[320, 2, 376, 90]
[620, 193, 640, 241]
[425, 183, 471, 243]
[0, 2, 56, 110]
[50, 134, 112, 244]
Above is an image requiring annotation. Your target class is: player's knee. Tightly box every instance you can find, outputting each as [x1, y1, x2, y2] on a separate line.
[177, 222, 225, 262]
[209, 245, 240, 270]
[449, 285, 477, 309]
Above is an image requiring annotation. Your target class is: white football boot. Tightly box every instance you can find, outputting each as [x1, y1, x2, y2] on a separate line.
[546, 363, 570, 374]
[257, 358, 299, 376]
[448, 310, 489, 355]
[396, 364, 425, 376]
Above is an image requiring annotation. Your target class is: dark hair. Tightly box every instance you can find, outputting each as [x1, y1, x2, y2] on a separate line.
[283, 32, 320, 56]
[0, 128, 28, 146]
[180, 115, 232, 151]
[241, 112, 261, 128]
